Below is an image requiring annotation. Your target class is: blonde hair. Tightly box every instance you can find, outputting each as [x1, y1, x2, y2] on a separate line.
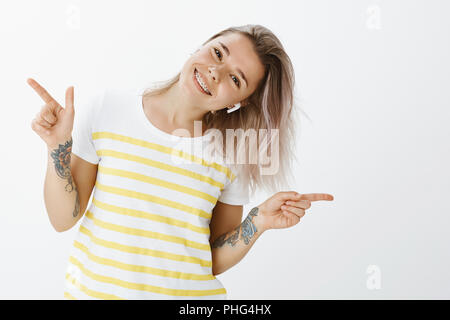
[142, 24, 303, 197]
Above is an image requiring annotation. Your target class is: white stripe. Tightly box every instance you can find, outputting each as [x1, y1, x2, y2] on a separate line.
[70, 245, 223, 290]
[91, 200, 209, 244]
[97, 153, 224, 193]
[76, 220, 212, 274]
[96, 168, 215, 211]
[81, 215, 211, 258]
[66, 254, 226, 299]
[92, 185, 211, 229]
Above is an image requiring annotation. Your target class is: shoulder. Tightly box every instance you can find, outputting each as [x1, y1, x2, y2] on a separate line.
[217, 165, 250, 206]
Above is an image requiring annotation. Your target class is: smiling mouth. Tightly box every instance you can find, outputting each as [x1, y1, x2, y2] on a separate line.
[193, 68, 211, 96]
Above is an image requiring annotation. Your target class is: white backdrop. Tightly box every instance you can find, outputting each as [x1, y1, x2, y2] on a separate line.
[1, 0, 449, 299]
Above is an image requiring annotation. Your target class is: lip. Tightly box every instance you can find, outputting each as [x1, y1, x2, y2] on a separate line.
[193, 68, 211, 96]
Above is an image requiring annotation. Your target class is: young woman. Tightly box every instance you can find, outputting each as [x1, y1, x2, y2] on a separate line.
[28, 24, 333, 300]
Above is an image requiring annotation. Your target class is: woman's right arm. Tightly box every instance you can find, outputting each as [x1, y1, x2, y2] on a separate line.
[44, 140, 97, 232]
[28, 78, 97, 232]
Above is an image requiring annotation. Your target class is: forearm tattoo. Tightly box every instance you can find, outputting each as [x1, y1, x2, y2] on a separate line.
[50, 138, 80, 217]
[211, 207, 259, 248]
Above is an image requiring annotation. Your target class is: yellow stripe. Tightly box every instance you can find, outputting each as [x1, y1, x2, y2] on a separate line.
[79, 225, 212, 267]
[95, 182, 212, 220]
[98, 165, 217, 204]
[63, 291, 76, 300]
[85, 211, 210, 251]
[92, 131, 235, 181]
[92, 197, 210, 235]
[65, 273, 125, 300]
[69, 256, 226, 297]
[96, 149, 224, 189]
[73, 240, 214, 281]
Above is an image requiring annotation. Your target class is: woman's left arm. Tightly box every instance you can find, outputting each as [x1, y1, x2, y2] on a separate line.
[209, 204, 265, 276]
[210, 191, 334, 275]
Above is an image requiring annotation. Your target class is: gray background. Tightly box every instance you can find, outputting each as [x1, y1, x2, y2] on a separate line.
[0, 0, 449, 299]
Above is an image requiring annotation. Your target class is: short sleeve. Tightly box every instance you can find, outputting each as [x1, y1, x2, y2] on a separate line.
[218, 173, 250, 206]
[71, 90, 105, 164]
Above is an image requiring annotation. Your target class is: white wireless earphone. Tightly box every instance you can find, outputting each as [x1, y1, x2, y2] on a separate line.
[227, 102, 241, 113]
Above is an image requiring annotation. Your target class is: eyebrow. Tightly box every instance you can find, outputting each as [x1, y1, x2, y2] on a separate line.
[219, 41, 248, 89]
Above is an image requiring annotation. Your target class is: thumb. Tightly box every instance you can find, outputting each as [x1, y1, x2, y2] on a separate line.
[65, 86, 74, 113]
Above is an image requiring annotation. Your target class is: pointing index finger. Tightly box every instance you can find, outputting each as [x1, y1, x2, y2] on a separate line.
[299, 193, 334, 201]
[27, 78, 59, 106]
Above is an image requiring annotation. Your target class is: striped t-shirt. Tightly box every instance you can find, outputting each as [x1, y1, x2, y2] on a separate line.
[64, 88, 250, 300]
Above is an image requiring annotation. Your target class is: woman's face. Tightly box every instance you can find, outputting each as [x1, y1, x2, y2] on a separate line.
[180, 32, 266, 111]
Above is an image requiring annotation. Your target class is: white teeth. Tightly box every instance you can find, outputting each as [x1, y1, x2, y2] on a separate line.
[196, 71, 209, 93]
[195, 70, 210, 94]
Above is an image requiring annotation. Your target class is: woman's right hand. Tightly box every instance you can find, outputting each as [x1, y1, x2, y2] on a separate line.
[28, 78, 75, 149]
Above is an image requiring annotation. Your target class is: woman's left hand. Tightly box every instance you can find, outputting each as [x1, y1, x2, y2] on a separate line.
[256, 191, 334, 231]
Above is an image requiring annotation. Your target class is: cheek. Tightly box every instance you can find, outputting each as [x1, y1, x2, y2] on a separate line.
[215, 85, 238, 103]
[194, 51, 213, 64]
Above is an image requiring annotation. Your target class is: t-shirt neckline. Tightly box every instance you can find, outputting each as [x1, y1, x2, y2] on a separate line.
[136, 89, 212, 142]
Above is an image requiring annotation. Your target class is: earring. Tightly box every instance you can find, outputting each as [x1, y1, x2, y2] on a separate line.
[227, 102, 241, 113]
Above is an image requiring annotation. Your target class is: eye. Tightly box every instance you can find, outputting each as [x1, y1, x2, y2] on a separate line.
[231, 75, 240, 88]
[213, 47, 240, 88]
[213, 48, 222, 60]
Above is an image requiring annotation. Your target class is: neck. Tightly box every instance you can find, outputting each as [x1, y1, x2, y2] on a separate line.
[158, 82, 208, 128]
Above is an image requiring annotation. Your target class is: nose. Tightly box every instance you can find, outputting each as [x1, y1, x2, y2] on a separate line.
[208, 66, 220, 82]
